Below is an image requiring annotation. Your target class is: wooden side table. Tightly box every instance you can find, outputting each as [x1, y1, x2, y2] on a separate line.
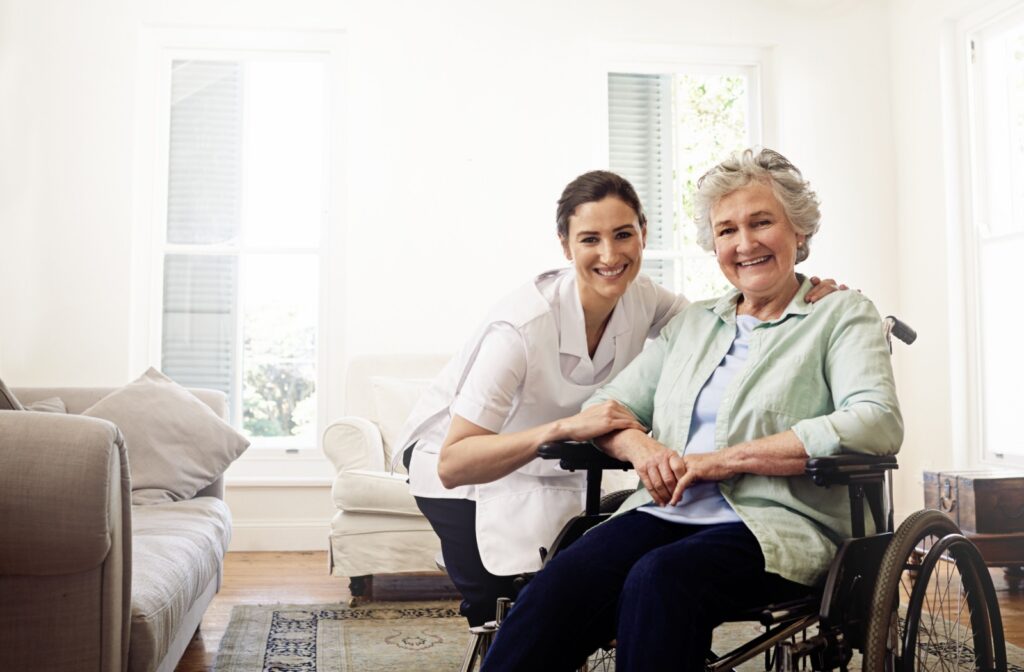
[963, 531, 1024, 591]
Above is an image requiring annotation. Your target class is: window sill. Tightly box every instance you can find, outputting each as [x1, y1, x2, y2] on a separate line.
[225, 476, 333, 488]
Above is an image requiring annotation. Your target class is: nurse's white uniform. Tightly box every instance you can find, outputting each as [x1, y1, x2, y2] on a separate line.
[395, 268, 687, 575]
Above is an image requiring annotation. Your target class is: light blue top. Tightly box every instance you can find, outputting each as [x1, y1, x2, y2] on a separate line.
[584, 277, 903, 586]
[641, 315, 762, 525]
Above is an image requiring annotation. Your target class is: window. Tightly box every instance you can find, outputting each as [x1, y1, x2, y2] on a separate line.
[608, 64, 762, 299]
[134, 28, 344, 481]
[966, 10, 1024, 464]
[162, 59, 324, 449]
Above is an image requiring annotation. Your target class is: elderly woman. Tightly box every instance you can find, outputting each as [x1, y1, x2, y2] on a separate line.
[480, 148, 903, 672]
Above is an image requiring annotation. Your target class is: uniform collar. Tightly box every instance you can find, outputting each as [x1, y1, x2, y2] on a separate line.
[561, 272, 632, 350]
[712, 274, 812, 325]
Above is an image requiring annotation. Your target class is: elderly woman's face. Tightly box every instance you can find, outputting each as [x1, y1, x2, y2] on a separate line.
[710, 181, 805, 301]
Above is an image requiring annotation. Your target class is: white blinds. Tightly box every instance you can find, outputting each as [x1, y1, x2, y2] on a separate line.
[167, 61, 243, 244]
[162, 60, 244, 415]
[607, 72, 673, 287]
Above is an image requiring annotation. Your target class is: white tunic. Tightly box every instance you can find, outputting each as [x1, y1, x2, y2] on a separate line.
[394, 268, 687, 575]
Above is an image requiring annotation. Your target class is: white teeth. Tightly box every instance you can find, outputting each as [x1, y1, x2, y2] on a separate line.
[738, 256, 770, 267]
[595, 266, 626, 277]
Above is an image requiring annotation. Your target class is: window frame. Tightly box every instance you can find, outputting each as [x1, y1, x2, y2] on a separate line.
[957, 4, 1024, 468]
[132, 27, 347, 484]
[591, 43, 772, 298]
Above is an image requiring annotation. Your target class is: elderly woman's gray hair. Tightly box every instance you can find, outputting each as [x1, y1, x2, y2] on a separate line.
[694, 148, 821, 263]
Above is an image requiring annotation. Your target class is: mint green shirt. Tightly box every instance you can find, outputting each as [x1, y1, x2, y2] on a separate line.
[585, 278, 903, 586]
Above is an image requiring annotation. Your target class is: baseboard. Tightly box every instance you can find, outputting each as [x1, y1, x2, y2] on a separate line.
[229, 519, 330, 551]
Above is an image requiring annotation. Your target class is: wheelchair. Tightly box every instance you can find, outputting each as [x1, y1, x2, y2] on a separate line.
[461, 318, 1008, 671]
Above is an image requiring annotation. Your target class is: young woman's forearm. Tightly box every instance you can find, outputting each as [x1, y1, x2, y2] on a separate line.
[437, 421, 564, 489]
[437, 402, 646, 488]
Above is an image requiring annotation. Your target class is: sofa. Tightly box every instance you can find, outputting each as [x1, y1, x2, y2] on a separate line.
[322, 353, 449, 602]
[0, 385, 235, 672]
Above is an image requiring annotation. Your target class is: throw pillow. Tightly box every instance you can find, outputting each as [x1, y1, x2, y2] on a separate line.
[24, 397, 66, 413]
[0, 376, 23, 411]
[369, 376, 431, 460]
[82, 367, 250, 504]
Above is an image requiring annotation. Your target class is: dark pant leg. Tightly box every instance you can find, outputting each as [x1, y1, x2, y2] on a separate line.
[413, 496, 518, 626]
[481, 511, 697, 672]
[615, 522, 811, 672]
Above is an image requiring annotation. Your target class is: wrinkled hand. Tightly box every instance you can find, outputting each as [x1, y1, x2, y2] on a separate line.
[669, 452, 736, 506]
[805, 276, 849, 303]
[624, 438, 687, 507]
[557, 400, 646, 442]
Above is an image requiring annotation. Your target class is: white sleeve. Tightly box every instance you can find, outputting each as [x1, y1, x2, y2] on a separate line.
[450, 324, 526, 433]
[649, 283, 690, 338]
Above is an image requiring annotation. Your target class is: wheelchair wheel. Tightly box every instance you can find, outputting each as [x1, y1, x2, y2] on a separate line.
[579, 646, 616, 671]
[863, 509, 1005, 671]
[599, 489, 633, 514]
[901, 533, 1005, 671]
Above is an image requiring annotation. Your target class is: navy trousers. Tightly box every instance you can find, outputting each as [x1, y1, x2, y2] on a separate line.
[480, 510, 810, 672]
[413, 495, 519, 626]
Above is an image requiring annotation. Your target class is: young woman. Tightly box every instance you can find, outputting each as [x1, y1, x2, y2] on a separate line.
[394, 170, 841, 626]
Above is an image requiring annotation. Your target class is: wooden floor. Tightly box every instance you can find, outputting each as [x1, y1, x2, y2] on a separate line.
[175, 552, 349, 672]
[175, 551, 1024, 671]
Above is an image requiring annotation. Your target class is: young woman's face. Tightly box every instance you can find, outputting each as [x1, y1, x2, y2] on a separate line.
[560, 196, 646, 308]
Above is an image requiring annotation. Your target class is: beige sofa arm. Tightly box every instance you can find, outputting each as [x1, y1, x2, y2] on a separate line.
[322, 416, 387, 473]
[0, 410, 132, 672]
[0, 412, 130, 574]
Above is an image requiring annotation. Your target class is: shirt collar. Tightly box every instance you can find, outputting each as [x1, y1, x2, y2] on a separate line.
[712, 274, 813, 325]
[558, 272, 632, 357]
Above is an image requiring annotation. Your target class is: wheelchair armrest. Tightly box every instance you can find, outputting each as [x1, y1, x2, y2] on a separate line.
[537, 440, 633, 472]
[805, 454, 898, 487]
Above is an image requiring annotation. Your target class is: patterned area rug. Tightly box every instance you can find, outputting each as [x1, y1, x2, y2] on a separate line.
[215, 601, 1024, 672]
[214, 602, 466, 672]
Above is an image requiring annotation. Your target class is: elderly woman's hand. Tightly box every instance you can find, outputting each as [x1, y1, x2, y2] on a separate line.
[596, 429, 684, 506]
[668, 452, 737, 506]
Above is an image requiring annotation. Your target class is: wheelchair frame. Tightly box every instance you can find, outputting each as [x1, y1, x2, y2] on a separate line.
[530, 443, 1007, 672]
[462, 316, 1005, 671]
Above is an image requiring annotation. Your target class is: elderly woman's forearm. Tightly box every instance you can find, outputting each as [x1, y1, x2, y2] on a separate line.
[728, 430, 809, 476]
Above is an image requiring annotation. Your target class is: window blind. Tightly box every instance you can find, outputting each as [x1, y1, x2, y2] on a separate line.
[608, 72, 673, 287]
[162, 60, 244, 415]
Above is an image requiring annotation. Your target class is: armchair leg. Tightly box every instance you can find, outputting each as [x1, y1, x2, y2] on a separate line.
[348, 575, 373, 607]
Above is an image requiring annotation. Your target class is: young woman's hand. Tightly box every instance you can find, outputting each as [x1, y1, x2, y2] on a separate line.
[552, 400, 646, 442]
[804, 276, 848, 303]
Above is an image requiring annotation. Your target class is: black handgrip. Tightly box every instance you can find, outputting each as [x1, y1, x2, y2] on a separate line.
[885, 315, 917, 345]
[537, 440, 633, 471]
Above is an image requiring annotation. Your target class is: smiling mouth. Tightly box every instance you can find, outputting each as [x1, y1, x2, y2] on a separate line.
[737, 256, 771, 268]
[595, 264, 628, 278]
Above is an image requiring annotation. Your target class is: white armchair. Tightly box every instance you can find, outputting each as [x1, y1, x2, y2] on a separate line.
[322, 354, 450, 604]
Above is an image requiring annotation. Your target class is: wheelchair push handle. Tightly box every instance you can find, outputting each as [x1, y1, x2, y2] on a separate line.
[884, 315, 917, 348]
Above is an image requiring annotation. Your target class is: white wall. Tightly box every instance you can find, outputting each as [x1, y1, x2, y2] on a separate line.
[887, 0, 1021, 517]
[1, 0, 900, 376]
[1, 0, 911, 548]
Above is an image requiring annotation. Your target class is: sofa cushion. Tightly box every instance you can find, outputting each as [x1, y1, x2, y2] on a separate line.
[333, 469, 422, 516]
[82, 368, 249, 504]
[369, 376, 430, 463]
[0, 375, 23, 411]
[129, 497, 231, 672]
[24, 397, 66, 413]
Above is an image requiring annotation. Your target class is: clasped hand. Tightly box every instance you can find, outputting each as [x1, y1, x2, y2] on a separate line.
[614, 434, 736, 507]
